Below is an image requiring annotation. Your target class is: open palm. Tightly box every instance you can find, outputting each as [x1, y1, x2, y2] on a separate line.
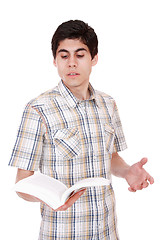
[125, 158, 154, 192]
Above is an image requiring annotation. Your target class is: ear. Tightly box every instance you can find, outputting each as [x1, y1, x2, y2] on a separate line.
[53, 59, 57, 67]
[91, 54, 98, 66]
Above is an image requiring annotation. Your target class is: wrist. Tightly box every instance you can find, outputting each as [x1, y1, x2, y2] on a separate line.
[16, 192, 40, 202]
[121, 165, 130, 179]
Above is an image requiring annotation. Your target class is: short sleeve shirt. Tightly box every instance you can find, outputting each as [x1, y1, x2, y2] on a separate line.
[9, 80, 127, 240]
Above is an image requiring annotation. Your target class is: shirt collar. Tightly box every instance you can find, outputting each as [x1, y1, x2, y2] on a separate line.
[58, 80, 100, 108]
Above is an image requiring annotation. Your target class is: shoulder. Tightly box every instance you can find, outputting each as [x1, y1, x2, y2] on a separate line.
[26, 86, 60, 108]
[95, 89, 116, 108]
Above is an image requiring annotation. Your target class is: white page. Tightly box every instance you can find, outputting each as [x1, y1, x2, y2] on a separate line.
[14, 173, 68, 209]
[61, 177, 111, 204]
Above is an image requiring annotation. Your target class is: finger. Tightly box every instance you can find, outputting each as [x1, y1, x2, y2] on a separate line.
[69, 188, 86, 199]
[139, 158, 148, 168]
[68, 188, 86, 201]
[62, 189, 86, 210]
[134, 184, 143, 190]
[129, 182, 143, 191]
[141, 181, 149, 189]
[147, 175, 154, 184]
[128, 186, 136, 192]
[55, 189, 86, 211]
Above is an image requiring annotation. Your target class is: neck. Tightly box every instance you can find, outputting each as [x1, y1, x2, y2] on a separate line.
[63, 81, 90, 100]
[71, 87, 90, 100]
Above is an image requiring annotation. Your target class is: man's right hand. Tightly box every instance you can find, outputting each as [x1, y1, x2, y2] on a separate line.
[54, 188, 86, 211]
[16, 168, 86, 211]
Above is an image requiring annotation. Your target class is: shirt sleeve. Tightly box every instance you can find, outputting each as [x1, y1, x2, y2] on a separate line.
[8, 103, 46, 171]
[112, 101, 127, 153]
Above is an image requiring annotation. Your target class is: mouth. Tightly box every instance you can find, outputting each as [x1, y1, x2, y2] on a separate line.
[67, 72, 80, 76]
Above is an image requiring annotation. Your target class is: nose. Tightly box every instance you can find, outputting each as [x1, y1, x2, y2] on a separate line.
[68, 56, 77, 68]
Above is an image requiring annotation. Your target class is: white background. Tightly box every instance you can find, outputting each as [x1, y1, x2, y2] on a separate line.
[0, 0, 159, 239]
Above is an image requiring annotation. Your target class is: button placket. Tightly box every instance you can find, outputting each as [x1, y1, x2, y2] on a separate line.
[78, 101, 86, 114]
[96, 187, 104, 231]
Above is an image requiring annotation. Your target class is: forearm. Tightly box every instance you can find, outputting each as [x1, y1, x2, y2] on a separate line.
[16, 192, 40, 202]
[111, 152, 130, 178]
[111, 153, 154, 192]
[15, 168, 40, 203]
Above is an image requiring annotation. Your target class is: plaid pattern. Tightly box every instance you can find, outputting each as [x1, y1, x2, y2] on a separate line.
[9, 80, 127, 239]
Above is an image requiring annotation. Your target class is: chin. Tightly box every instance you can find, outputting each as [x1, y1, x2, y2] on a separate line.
[63, 78, 82, 87]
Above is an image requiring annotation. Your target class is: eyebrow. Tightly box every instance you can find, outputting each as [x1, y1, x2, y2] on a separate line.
[58, 48, 87, 54]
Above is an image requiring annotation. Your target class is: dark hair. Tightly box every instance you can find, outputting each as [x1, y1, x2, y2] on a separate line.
[51, 20, 98, 59]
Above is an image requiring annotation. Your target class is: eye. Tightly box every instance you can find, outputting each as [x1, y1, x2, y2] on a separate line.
[77, 54, 84, 58]
[61, 55, 68, 59]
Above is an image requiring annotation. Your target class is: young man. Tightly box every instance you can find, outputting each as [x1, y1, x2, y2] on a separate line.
[9, 20, 154, 239]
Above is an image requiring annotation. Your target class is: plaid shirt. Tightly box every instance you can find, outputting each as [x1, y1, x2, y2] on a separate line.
[9, 80, 127, 239]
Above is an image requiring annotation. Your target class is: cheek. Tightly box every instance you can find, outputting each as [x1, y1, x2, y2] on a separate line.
[81, 63, 92, 76]
[57, 64, 65, 78]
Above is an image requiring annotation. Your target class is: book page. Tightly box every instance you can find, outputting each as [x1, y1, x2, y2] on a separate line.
[61, 177, 111, 204]
[14, 172, 68, 209]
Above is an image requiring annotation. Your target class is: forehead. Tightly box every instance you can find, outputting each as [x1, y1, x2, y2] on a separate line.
[57, 39, 89, 53]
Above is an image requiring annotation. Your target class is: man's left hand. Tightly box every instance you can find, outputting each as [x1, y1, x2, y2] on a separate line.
[124, 158, 154, 192]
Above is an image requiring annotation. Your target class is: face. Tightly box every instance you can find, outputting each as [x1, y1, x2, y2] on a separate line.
[53, 39, 98, 89]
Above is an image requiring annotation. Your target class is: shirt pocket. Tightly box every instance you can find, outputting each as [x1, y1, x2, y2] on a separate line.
[104, 123, 115, 154]
[53, 127, 81, 160]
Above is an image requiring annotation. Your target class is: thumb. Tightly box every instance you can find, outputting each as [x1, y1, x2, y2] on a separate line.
[139, 158, 148, 168]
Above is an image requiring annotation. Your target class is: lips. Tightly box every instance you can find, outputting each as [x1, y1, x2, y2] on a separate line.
[67, 72, 80, 76]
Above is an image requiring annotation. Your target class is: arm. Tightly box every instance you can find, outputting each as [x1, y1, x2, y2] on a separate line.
[111, 152, 154, 192]
[15, 168, 86, 210]
[111, 152, 130, 178]
[16, 168, 39, 202]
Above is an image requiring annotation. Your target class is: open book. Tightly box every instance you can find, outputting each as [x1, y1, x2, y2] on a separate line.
[14, 172, 111, 209]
